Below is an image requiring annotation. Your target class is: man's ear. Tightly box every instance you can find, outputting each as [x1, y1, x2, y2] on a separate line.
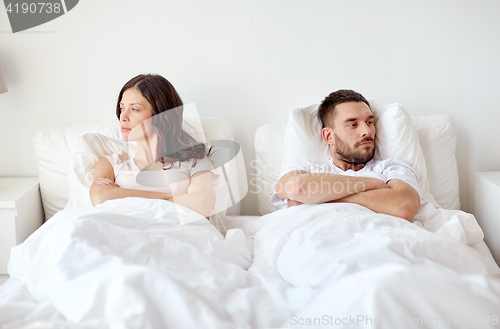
[322, 127, 335, 145]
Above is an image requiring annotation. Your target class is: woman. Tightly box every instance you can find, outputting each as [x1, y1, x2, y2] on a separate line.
[89, 74, 216, 217]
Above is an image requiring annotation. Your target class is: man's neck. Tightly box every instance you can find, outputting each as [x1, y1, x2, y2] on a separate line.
[331, 156, 366, 172]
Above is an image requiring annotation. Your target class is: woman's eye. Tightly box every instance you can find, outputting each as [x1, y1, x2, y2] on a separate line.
[119, 108, 123, 111]
[132, 108, 139, 112]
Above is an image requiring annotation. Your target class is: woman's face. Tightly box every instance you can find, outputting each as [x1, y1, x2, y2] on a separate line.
[119, 88, 155, 142]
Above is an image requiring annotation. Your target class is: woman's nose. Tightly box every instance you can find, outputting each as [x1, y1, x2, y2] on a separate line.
[120, 110, 129, 121]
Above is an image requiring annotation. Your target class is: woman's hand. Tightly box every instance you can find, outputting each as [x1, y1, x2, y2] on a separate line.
[95, 177, 120, 187]
[210, 172, 219, 182]
[287, 199, 304, 207]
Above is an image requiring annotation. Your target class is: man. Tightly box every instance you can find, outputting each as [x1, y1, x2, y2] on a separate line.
[270, 90, 420, 222]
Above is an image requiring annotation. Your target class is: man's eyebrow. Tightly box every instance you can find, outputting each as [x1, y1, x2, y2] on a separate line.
[343, 115, 375, 123]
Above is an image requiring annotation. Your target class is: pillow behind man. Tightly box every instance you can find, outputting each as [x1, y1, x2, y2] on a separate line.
[272, 89, 439, 222]
[279, 98, 440, 209]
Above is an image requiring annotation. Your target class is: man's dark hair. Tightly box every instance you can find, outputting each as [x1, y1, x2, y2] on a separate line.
[318, 89, 370, 128]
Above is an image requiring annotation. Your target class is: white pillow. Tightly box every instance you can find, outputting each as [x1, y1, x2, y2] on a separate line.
[65, 133, 132, 209]
[65, 125, 244, 216]
[282, 103, 329, 165]
[371, 101, 438, 207]
[412, 115, 460, 209]
[35, 117, 239, 220]
[34, 121, 121, 220]
[281, 101, 440, 207]
[254, 123, 286, 215]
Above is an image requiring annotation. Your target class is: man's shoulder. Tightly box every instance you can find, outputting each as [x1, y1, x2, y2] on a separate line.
[280, 159, 332, 176]
[368, 158, 419, 182]
[368, 157, 413, 170]
[283, 159, 327, 168]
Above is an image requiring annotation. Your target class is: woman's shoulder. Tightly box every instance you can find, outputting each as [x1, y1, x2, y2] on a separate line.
[180, 156, 213, 167]
[179, 156, 214, 176]
[103, 148, 136, 166]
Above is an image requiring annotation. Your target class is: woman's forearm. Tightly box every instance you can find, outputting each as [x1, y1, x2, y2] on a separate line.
[166, 190, 216, 218]
[90, 185, 173, 206]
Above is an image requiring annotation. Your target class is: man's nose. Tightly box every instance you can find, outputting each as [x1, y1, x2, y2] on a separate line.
[360, 122, 373, 137]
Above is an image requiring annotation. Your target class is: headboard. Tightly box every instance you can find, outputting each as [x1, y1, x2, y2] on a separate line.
[254, 114, 460, 215]
[34, 117, 235, 220]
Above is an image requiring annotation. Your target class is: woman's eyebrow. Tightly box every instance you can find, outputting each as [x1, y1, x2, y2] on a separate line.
[119, 102, 143, 106]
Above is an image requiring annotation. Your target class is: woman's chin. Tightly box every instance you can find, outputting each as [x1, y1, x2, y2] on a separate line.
[123, 130, 146, 141]
[121, 132, 132, 141]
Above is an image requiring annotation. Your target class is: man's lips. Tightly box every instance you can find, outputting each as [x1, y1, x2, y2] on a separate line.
[359, 141, 373, 147]
[356, 138, 374, 147]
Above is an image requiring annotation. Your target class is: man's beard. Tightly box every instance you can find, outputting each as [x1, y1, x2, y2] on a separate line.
[334, 134, 375, 166]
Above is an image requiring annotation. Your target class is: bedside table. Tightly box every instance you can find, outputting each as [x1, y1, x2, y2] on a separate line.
[0, 177, 44, 274]
[475, 172, 500, 265]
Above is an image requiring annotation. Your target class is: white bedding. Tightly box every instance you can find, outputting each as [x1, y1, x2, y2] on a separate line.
[2, 200, 500, 328]
[0, 198, 287, 329]
[246, 203, 500, 329]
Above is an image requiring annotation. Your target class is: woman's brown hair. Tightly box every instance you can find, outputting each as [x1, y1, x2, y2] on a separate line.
[116, 74, 210, 168]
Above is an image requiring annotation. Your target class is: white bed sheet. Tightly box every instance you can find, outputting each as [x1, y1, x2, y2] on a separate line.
[2, 203, 500, 329]
[244, 203, 500, 329]
[0, 199, 286, 329]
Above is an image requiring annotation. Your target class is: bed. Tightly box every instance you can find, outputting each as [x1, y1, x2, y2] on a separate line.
[249, 102, 500, 328]
[0, 102, 499, 329]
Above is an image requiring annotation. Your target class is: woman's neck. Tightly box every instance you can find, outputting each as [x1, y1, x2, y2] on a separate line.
[135, 132, 158, 167]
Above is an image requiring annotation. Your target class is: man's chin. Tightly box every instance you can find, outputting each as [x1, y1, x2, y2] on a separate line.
[355, 151, 375, 165]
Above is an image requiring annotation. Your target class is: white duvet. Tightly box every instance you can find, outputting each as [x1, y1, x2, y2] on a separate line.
[0, 198, 286, 329]
[2, 199, 500, 329]
[246, 203, 500, 329]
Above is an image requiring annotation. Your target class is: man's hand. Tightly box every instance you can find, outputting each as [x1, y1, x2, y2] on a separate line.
[333, 179, 420, 222]
[285, 178, 419, 222]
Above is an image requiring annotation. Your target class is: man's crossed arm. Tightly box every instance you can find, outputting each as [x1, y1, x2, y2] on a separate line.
[276, 170, 420, 222]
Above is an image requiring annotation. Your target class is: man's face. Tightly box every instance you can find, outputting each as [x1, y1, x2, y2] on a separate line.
[325, 101, 376, 166]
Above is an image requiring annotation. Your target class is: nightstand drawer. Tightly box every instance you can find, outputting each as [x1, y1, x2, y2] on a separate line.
[0, 214, 16, 274]
[0, 177, 44, 274]
[475, 172, 500, 265]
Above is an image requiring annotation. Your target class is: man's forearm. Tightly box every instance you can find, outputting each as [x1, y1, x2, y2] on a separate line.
[333, 184, 420, 222]
[277, 173, 389, 204]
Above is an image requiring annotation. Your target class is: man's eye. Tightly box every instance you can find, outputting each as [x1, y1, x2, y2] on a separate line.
[367, 121, 374, 125]
[349, 124, 357, 127]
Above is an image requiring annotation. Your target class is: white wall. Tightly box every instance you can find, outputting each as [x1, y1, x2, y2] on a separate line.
[1, 0, 499, 215]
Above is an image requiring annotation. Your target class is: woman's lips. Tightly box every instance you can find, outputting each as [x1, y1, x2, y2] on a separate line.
[121, 127, 131, 132]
